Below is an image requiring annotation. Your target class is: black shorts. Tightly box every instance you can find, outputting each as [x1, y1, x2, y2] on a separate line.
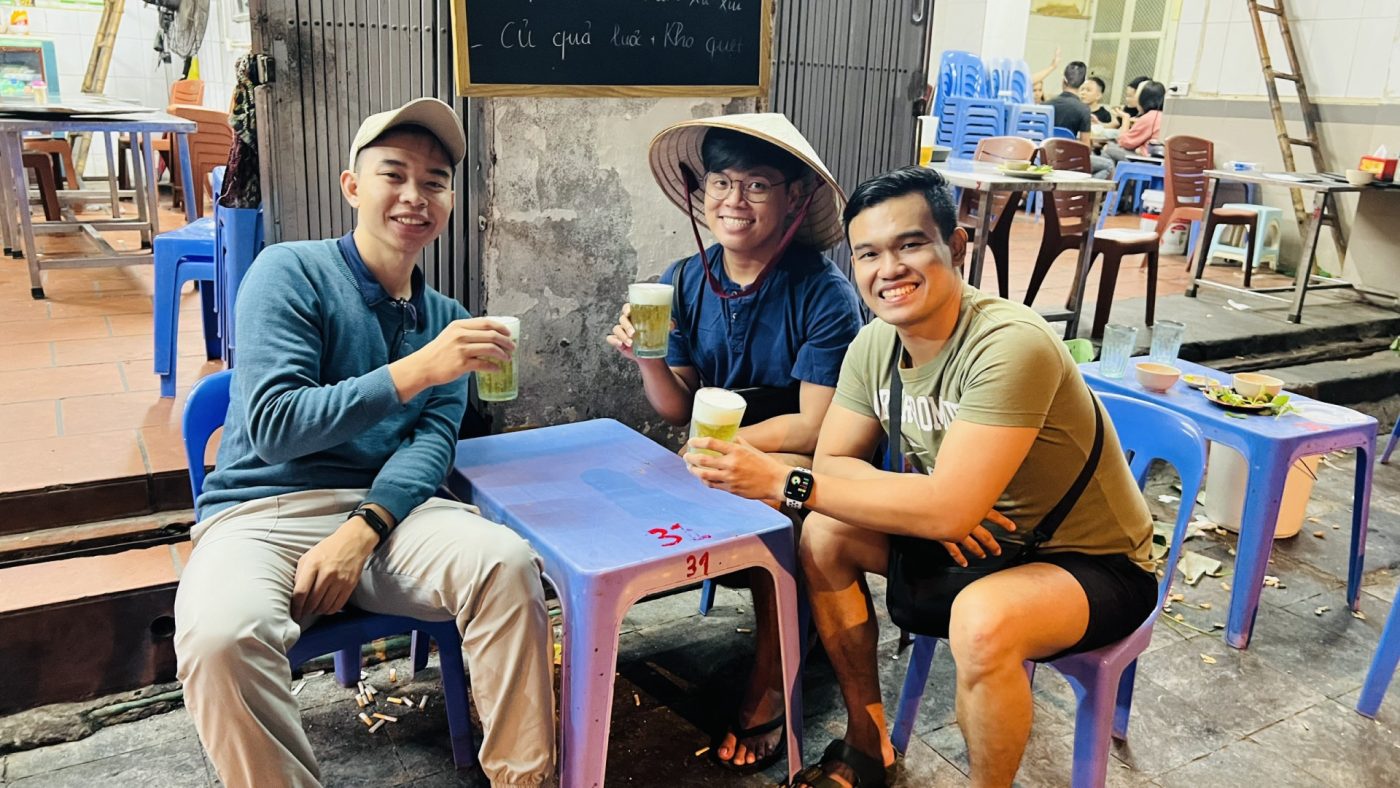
[1031, 551, 1158, 657]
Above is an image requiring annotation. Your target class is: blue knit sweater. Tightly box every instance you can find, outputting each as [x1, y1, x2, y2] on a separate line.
[197, 238, 470, 524]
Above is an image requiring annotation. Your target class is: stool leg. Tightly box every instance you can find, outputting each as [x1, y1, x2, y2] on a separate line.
[1242, 219, 1259, 289]
[198, 281, 220, 360]
[333, 647, 360, 688]
[153, 252, 180, 398]
[410, 629, 431, 674]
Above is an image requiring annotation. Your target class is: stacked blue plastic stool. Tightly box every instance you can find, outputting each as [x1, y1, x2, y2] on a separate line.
[1098, 160, 1164, 229]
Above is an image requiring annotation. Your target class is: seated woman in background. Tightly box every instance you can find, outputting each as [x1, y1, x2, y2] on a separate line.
[1116, 75, 1150, 119]
[1102, 80, 1165, 165]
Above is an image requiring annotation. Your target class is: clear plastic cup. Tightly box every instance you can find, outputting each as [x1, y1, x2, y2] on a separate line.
[476, 316, 519, 402]
[1099, 324, 1138, 379]
[1148, 320, 1186, 365]
[627, 283, 673, 359]
[687, 387, 747, 456]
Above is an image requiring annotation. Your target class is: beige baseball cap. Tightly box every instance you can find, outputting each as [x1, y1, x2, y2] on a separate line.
[347, 97, 466, 168]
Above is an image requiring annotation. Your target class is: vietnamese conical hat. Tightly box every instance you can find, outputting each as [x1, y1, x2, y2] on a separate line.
[648, 113, 845, 250]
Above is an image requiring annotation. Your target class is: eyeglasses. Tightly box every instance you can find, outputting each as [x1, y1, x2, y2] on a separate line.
[702, 173, 787, 203]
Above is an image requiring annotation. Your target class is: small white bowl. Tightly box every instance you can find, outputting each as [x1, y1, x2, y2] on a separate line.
[1135, 362, 1181, 393]
[1346, 169, 1375, 187]
[1232, 372, 1284, 399]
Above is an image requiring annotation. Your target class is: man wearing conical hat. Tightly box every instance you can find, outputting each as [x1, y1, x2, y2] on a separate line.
[606, 114, 863, 772]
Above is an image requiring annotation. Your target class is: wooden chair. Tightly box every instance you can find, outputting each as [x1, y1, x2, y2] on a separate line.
[958, 135, 1036, 298]
[1023, 139, 1159, 339]
[166, 105, 234, 217]
[1157, 135, 1258, 279]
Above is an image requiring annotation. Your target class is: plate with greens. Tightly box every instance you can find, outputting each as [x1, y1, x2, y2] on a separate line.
[1203, 386, 1297, 416]
[997, 164, 1055, 179]
[1182, 374, 1221, 390]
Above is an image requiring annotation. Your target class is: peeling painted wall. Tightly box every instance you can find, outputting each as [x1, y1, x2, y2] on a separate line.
[479, 97, 754, 442]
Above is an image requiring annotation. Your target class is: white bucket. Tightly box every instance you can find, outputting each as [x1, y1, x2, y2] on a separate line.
[1203, 442, 1321, 539]
[1160, 217, 1190, 255]
[1141, 188, 1165, 214]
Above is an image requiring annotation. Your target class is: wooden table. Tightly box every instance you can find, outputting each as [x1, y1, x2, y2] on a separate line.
[930, 160, 1116, 338]
[1186, 169, 1369, 323]
[0, 107, 197, 299]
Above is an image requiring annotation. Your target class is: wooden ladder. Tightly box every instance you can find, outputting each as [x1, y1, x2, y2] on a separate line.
[1246, 0, 1347, 260]
[69, 0, 125, 178]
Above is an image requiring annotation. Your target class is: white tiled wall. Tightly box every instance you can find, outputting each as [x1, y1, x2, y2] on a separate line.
[7, 0, 250, 174]
[1172, 0, 1400, 100]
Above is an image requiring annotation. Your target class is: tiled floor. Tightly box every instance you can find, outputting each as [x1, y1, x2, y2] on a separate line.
[0, 197, 1293, 497]
[0, 202, 225, 495]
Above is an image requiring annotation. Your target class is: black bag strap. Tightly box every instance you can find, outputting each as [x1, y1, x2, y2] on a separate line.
[884, 338, 1105, 549]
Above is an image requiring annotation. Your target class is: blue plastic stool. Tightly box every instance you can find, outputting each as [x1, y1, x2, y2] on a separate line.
[890, 393, 1208, 788]
[182, 370, 478, 768]
[215, 207, 265, 365]
[153, 220, 220, 397]
[1204, 203, 1282, 270]
[1099, 160, 1164, 229]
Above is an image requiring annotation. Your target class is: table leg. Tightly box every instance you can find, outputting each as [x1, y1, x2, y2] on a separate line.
[560, 577, 623, 788]
[1065, 189, 1105, 339]
[1186, 177, 1221, 298]
[1287, 191, 1328, 324]
[140, 131, 161, 240]
[1225, 452, 1293, 649]
[2, 132, 43, 298]
[176, 132, 197, 223]
[967, 187, 994, 289]
[103, 130, 121, 219]
[760, 528, 806, 779]
[0, 133, 17, 257]
[1347, 435, 1376, 610]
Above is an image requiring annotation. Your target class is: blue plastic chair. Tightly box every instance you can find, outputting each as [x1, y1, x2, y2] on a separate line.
[1008, 60, 1032, 104]
[1052, 126, 1078, 140]
[1099, 160, 1165, 229]
[1382, 419, 1400, 464]
[181, 370, 478, 769]
[1360, 595, 1400, 718]
[890, 393, 1208, 788]
[153, 168, 229, 397]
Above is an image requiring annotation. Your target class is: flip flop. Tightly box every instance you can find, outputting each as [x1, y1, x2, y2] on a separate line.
[788, 739, 900, 788]
[714, 712, 787, 774]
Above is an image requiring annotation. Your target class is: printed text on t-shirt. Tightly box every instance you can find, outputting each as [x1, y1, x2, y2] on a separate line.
[877, 388, 961, 432]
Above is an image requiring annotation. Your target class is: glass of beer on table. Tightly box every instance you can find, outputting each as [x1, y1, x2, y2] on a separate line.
[688, 387, 747, 456]
[476, 316, 519, 402]
[627, 283, 674, 359]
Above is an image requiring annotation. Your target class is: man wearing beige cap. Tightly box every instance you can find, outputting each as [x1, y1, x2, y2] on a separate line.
[174, 98, 555, 787]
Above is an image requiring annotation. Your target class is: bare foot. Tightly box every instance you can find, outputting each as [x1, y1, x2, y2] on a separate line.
[716, 687, 785, 768]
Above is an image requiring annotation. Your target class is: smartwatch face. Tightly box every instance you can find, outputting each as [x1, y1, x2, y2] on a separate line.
[787, 470, 812, 500]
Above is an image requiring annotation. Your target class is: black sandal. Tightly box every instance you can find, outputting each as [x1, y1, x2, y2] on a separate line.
[714, 712, 787, 774]
[789, 739, 899, 788]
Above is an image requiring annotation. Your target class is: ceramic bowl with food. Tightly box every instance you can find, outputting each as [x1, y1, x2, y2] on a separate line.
[1001, 160, 1032, 171]
[1231, 372, 1284, 399]
[1135, 362, 1181, 393]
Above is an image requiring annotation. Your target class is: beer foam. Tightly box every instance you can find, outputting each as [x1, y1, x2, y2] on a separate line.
[692, 387, 747, 426]
[628, 283, 674, 306]
[489, 316, 520, 338]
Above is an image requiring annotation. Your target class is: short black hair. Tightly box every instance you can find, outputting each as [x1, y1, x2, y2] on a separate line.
[701, 128, 810, 183]
[1138, 80, 1167, 112]
[1063, 61, 1087, 89]
[1127, 75, 1150, 90]
[1087, 75, 1106, 93]
[842, 166, 958, 245]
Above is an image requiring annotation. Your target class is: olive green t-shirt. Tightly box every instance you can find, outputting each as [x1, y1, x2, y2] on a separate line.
[833, 285, 1154, 572]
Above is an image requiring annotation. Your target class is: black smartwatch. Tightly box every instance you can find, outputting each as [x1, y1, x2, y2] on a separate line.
[349, 506, 392, 548]
[782, 467, 814, 510]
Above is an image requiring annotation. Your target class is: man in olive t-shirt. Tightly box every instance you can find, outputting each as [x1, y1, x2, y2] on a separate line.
[682, 166, 1156, 787]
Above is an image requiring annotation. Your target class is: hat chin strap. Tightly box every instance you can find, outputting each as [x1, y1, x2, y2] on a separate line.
[679, 162, 818, 301]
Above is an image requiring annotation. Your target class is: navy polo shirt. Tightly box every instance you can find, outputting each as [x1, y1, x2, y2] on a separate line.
[660, 243, 863, 389]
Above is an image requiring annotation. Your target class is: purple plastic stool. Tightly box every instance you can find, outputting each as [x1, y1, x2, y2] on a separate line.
[890, 393, 1207, 787]
[1381, 418, 1399, 464]
[1359, 595, 1400, 718]
[449, 418, 804, 787]
[182, 370, 477, 769]
[1082, 357, 1377, 649]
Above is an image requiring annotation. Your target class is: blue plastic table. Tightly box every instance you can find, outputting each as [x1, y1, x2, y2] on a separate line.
[1080, 358, 1377, 649]
[448, 419, 803, 786]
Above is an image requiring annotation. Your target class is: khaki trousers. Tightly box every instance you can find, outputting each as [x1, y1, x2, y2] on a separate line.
[174, 489, 555, 787]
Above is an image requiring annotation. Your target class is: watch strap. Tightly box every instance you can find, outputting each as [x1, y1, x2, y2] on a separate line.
[349, 506, 392, 548]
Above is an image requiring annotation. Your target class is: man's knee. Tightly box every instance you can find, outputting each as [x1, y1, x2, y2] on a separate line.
[947, 592, 1022, 683]
[175, 613, 286, 683]
[797, 512, 847, 573]
[468, 525, 544, 598]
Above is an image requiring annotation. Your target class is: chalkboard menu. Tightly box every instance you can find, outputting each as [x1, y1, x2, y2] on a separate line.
[451, 0, 773, 97]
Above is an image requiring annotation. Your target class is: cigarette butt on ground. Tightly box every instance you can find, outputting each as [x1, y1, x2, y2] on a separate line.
[360, 670, 369, 681]
[368, 719, 385, 733]
[419, 696, 428, 710]
[373, 713, 398, 723]
[303, 670, 325, 679]
[291, 680, 305, 696]
[633, 693, 640, 707]
[388, 696, 406, 705]
[735, 627, 753, 634]
[358, 712, 374, 727]
[389, 668, 397, 683]
[355, 694, 367, 708]
[694, 746, 711, 757]
[357, 681, 367, 696]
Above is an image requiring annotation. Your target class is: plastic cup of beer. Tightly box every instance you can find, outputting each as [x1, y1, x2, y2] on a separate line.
[476, 316, 519, 402]
[627, 283, 674, 359]
[688, 387, 747, 456]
